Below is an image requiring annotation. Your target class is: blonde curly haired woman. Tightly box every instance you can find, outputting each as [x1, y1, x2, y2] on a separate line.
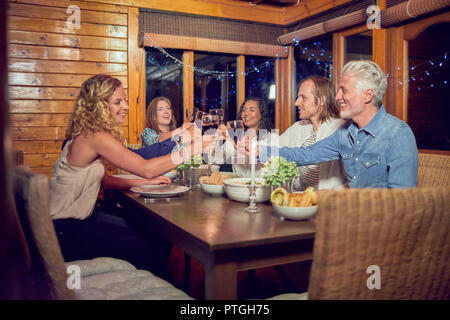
[50, 74, 212, 277]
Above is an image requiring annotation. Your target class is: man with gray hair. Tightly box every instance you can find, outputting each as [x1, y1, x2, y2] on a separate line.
[258, 60, 418, 188]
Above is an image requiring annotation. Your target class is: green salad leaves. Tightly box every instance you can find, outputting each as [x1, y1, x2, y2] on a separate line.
[176, 154, 204, 171]
[262, 156, 299, 187]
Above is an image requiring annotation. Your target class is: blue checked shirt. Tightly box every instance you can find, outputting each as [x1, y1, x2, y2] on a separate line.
[260, 106, 418, 188]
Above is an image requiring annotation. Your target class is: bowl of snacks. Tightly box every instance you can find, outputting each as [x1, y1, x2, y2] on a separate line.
[199, 171, 233, 196]
[271, 187, 318, 220]
[223, 178, 271, 203]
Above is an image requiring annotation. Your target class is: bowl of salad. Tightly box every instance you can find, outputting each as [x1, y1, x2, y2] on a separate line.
[223, 178, 270, 203]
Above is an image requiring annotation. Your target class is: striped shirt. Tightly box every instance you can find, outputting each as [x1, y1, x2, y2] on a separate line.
[298, 130, 319, 190]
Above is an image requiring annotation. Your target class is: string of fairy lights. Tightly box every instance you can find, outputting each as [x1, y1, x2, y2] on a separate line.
[144, 34, 449, 95]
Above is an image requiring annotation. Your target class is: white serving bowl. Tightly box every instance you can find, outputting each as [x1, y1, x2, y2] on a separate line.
[200, 183, 225, 196]
[273, 205, 318, 220]
[223, 178, 270, 203]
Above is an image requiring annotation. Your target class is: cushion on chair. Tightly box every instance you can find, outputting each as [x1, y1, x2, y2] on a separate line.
[66, 257, 136, 277]
[66, 258, 192, 300]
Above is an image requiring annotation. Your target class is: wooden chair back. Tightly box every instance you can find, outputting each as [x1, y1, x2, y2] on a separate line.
[13, 166, 74, 299]
[308, 187, 450, 299]
[418, 153, 450, 187]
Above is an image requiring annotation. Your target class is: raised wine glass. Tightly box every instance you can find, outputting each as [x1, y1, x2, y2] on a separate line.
[210, 109, 224, 124]
[185, 107, 199, 123]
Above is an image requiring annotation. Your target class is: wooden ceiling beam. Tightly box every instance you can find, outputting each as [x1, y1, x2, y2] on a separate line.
[81, 0, 285, 25]
[283, 0, 354, 25]
[81, 0, 355, 26]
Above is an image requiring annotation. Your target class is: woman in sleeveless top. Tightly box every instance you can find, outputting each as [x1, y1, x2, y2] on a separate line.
[51, 74, 213, 278]
[217, 97, 275, 177]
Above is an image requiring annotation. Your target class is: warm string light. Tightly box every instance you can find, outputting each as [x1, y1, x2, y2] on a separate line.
[387, 51, 449, 90]
[144, 34, 279, 78]
[146, 33, 448, 94]
[292, 40, 334, 77]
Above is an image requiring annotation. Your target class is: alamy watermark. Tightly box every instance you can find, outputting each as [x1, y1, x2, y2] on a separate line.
[66, 5, 81, 30]
[366, 5, 381, 30]
[366, 265, 381, 289]
[66, 265, 81, 290]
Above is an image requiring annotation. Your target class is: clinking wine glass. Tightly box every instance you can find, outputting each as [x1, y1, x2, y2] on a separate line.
[186, 107, 199, 123]
[210, 109, 224, 124]
[194, 111, 205, 129]
[227, 120, 245, 145]
[201, 114, 212, 135]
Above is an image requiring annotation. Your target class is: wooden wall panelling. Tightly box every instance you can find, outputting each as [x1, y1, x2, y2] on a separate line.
[276, 46, 293, 134]
[8, 16, 127, 38]
[8, 72, 128, 88]
[332, 32, 345, 91]
[9, 44, 127, 64]
[275, 58, 282, 131]
[12, 0, 129, 14]
[127, 7, 144, 144]
[386, 26, 408, 121]
[7, 1, 128, 176]
[373, 0, 387, 107]
[8, 58, 127, 75]
[11, 140, 63, 154]
[8, 3, 127, 25]
[237, 55, 246, 113]
[183, 51, 194, 122]
[9, 100, 78, 114]
[8, 30, 127, 51]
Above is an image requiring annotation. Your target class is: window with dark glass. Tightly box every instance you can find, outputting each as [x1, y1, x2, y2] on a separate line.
[407, 22, 450, 151]
[244, 55, 276, 129]
[344, 31, 372, 63]
[193, 52, 237, 122]
[145, 48, 184, 126]
[293, 36, 333, 121]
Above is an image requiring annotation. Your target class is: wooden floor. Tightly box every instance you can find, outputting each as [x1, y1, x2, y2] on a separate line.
[167, 245, 312, 300]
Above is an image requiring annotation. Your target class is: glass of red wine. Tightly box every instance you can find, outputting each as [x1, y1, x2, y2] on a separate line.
[201, 114, 212, 135]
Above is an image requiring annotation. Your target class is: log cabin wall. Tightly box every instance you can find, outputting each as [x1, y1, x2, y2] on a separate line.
[8, 0, 129, 177]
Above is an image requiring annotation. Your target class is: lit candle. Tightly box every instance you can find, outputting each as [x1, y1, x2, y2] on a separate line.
[250, 139, 256, 189]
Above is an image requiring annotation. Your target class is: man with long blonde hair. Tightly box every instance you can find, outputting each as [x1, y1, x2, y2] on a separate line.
[277, 75, 346, 190]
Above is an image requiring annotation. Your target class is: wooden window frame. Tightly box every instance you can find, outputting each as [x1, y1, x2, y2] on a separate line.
[135, 32, 288, 141]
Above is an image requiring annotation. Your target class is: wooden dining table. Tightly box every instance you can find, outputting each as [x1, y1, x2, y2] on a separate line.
[109, 187, 316, 300]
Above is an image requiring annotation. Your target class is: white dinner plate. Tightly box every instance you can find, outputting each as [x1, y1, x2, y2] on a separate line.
[130, 184, 189, 198]
[114, 174, 144, 179]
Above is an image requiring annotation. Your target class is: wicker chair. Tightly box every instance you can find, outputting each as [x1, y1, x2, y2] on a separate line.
[307, 187, 450, 299]
[12, 166, 192, 300]
[417, 153, 450, 187]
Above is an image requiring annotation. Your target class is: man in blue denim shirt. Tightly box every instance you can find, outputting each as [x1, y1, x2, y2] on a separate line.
[259, 60, 418, 188]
